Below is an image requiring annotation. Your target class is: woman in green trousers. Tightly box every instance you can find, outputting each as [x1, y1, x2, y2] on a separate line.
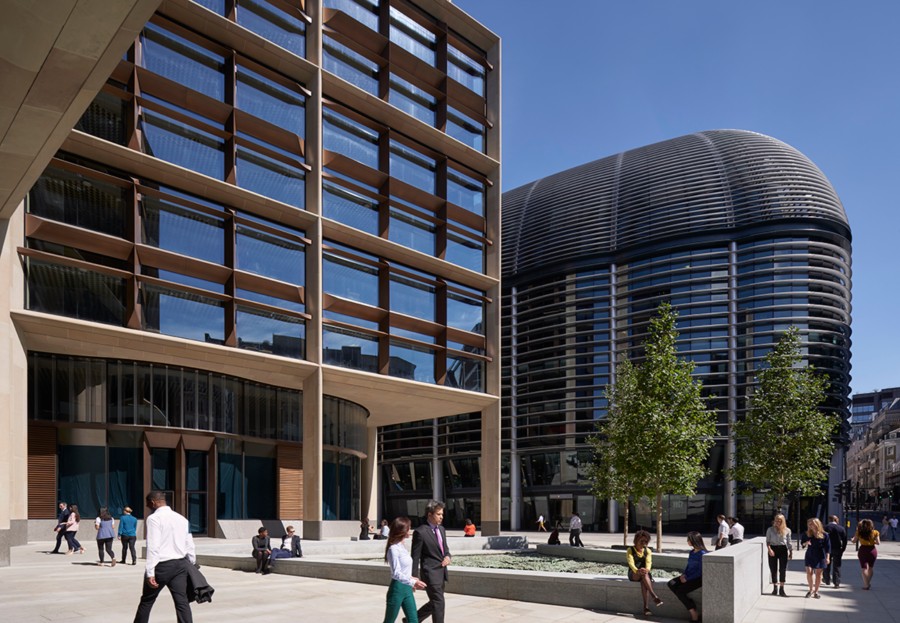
[383, 516, 427, 623]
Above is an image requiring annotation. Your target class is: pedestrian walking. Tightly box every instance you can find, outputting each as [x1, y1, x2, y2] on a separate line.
[800, 518, 831, 598]
[50, 501, 71, 554]
[765, 513, 791, 596]
[382, 516, 426, 623]
[411, 500, 452, 623]
[133, 490, 196, 623]
[536, 514, 546, 532]
[823, 515, 847, 588]
[851, 518, 880, 590]
[95, 507, 117, 566]
[64, 504, 84, 555]
[667, 531, 706, 622]
[715, 514, 729, 549]
[626, 529, 663, 617]
[568, 512, 584, 547]
[889, 516, 898, 541]
[118, 506, 138, 565]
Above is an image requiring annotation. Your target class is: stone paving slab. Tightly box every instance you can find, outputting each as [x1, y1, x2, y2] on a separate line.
[3, 532, 900, 622]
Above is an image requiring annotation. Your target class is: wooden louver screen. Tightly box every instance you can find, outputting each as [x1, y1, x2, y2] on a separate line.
[277, 445, 303, 519]
[28, 424, 57, 519]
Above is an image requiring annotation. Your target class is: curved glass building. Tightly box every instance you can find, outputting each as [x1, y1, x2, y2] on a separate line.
[502, 130, 852, 532]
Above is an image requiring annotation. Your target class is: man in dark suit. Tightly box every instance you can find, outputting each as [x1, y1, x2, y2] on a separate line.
[50, 501, 70, 554]
[823, 514, 848, 588]
[410, 500, 452, 623]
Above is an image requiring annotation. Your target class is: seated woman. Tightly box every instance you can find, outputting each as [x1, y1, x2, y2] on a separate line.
[251, 527, 272, 574]
[374, 519, 390, 540]
[463, 519, 476, 537]
[547, 523, 561, 545]
[668, 531, 706, 623]
[626, 529, 663, 616]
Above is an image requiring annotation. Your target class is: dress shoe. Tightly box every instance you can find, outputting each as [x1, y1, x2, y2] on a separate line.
[779, 586, 787, 597]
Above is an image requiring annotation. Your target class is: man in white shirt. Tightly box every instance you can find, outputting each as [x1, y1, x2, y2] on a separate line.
[716, 514, 729, 550]
[134, 491, 196, 623]
[568, 512, 585, 547]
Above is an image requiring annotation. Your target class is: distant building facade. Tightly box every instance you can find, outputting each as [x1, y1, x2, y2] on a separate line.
[499, 130, 852, 533]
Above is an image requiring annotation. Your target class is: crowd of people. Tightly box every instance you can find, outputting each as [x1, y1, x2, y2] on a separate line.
[49, 500, 139, 565]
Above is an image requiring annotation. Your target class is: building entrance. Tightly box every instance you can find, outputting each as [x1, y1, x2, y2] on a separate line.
[146, 433, 213, 535]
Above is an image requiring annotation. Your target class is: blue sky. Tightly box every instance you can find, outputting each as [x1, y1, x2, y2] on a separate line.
[454, 0, 900, 395]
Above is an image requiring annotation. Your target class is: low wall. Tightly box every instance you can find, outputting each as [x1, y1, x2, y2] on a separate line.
[699, 537, 765, 623]
[196, 554, 699, 620]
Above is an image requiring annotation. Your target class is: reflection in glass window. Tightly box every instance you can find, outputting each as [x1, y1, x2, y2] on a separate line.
[323, 326, 378, 372]
[236, 0, 306, 57]
[76, 90, 126, 145]
[446, 354, 483, 391]
[193, 0, 226, 14]
[389, 209, 434, 255]
[447, 290, 483, 333]
[323, 109, 379, 168]
[236, 225, 305, 284]
[323, 0, 378, 30]
[447, 107, 485, 152]
[142, 197, 225, 263]
[389, 7, 435, 66]
[236, 66, 305, 137]
[235, 145, 305, 207]
[390, 273, 435, 321]
[141, 23, 225, 100]
[237, 306, 305, 359]
[141, 111, 224, 179]
[26, 260, 125, 326]
[446, 232, 483, 272]
[323, 180, 379, 234]
[389, 74, 436, 125]
[448, 45, 485, 96]
[323, 37, 378, 95]
[237, 289, 304, 314]
[447, 169, 484, 216]
[389, 341, 434, 383]
[29, 166, 127, 238]
[141, 284, 224, 344]
[390, 141, 435, 194]
[323, 253, 378, 305]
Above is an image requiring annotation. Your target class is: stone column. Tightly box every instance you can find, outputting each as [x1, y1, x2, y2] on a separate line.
[362, 425, 379, 525]
[480, 401, 501, 536]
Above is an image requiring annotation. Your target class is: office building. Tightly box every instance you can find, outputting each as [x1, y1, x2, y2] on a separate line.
[501, 129, 851, 532]
[0, 0, 500, 564]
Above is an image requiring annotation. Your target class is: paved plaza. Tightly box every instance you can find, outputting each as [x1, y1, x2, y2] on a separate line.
[3, 531, 900, 622]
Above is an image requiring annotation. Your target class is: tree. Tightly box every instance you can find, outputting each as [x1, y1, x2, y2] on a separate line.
[589, 302, 717, 551]
[587, 359, 649, 546]
[731, 326, 834, 511]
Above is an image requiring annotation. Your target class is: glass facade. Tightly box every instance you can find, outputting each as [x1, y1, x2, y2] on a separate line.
[19, 0, 499, 532]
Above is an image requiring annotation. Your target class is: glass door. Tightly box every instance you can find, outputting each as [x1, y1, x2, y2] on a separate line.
[185, 450, 208, 535]
[151, 448, 176, 508]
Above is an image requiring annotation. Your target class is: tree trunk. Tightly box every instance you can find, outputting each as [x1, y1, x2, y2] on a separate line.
[623, 498, 630, 547]
[656, 491, 663, 552]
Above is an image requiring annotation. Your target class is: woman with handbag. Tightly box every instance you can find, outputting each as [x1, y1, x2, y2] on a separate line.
[766, 513, 792, 596]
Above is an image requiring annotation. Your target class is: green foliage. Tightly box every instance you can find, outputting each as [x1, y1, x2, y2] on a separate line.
[730, 326, 835, 509]
[588, 302, 717, 550]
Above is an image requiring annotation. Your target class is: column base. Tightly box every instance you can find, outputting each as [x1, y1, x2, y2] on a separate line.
[303, 520, 324, 540]
[480, 520, 501, 537]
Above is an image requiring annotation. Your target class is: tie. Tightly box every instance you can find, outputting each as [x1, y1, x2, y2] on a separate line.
[434, 526, 444, 556]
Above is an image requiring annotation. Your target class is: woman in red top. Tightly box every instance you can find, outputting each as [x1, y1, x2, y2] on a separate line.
[463, 519, 476, 537]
